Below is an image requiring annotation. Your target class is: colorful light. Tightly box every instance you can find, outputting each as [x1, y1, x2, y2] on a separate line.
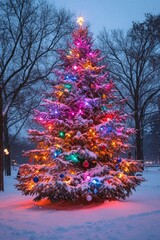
[64, 83, 72, 90]
[53, 148, 62, 159]
[73, 65, 78, 70]
[65, 153, 80, 163]
[89, 178, 102, 188]
[101, 105, 107, 112]
[59, 131, 65, 138]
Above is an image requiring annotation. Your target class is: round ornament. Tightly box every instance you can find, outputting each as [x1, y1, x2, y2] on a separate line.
[94, 188, 98, 194]
[115, 164, 119, 169]
[60, 173, 65, 178]
[83, 160, 89, 168]
[33, 176, 39, 183]
[86, 195, 92, 201]
[117, 158, 122, 163]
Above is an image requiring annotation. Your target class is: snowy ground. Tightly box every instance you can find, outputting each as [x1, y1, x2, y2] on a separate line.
[0, 167, 160, 240]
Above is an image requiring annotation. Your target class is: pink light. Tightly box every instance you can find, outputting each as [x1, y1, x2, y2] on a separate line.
[86, 176, 91, 180]
[39, 117, 43, 121]
[73, 65, 78, 70]
[71, 112, 75, 116]
[79, 109, 82, 114]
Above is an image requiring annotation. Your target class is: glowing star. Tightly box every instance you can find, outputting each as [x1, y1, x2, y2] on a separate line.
[77, 16, 84, 26]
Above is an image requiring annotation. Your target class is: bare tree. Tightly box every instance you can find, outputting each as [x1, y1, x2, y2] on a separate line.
[98, 14, 160, 160]
[0, 86, 4, 191]
[0, 0, 74, 176]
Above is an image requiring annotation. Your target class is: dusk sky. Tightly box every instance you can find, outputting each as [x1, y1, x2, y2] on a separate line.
[52, 0, 160, 36]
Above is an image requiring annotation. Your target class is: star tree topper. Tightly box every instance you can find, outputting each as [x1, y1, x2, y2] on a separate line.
[77, 16, 84, 26]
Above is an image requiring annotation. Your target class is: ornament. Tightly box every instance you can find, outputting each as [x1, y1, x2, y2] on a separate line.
[94, 189, 98, 194]
[107, 126, 113, 133]
[83, 160, 89, 168]
[33, 176, 39, 183]
[115, 164, 119, 169]
[90, 178, 102, 188]
[100, 145, 106, 151]
[60, 173, 65, 178]
[86, 194, 92, 201]
[76, 131, 81, 137]
[117, 158, 122, 163]
[59, 131, 65, 138]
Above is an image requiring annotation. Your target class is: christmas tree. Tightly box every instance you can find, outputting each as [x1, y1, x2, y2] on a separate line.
[16, 17, 144, 203]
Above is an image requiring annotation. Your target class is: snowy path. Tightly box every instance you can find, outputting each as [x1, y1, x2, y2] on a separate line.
[0, 168, 160, 240]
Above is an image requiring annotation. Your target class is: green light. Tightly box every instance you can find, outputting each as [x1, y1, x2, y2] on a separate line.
[65, 153, 80, 163]
[101, 105, 107, 112]
[59, 131, 65, 138]
[64, 84, 72, 90]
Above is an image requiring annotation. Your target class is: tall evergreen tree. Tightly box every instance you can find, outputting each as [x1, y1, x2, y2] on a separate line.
[16, 18, 144, 203]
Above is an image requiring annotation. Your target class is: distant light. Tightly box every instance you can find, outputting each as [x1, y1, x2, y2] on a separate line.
[4, 148, 9, 155]
[77, 16, 84, 26]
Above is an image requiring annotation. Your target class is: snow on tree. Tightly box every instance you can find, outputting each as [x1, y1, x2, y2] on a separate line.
[16, 17, 144, 203]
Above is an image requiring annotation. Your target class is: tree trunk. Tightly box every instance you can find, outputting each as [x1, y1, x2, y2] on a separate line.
[135, 116, 144, 161]
[4, 115, 11, 176]
[0, 86, 4, 191]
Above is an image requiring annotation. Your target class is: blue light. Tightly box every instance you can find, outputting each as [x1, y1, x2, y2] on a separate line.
[53, 149, 62, 159]
[64, 74, 77, 81]
[90, 178, 102, 188]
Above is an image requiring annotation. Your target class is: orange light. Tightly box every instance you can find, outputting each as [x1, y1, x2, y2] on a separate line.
[118, 173, 123, 179]
[102, 94, 107, 99]
[66, 133, 71, 138]
[69, 169, 76, 174]
[64, 176, 71, 184]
